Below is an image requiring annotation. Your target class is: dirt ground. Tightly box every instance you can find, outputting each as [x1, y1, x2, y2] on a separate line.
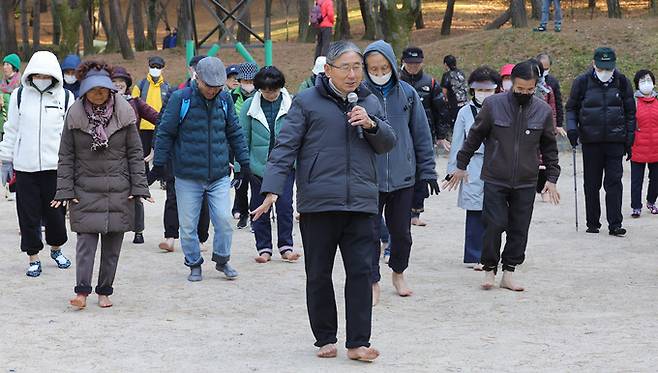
[1, 151, 658, 372]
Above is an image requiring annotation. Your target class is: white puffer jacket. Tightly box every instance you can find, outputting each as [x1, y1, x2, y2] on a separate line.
[0, 51, 74, 172]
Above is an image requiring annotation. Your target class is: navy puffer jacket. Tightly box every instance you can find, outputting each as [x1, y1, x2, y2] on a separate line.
[153, 82, 249, 182]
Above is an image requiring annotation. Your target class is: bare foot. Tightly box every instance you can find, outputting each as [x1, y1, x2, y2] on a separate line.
[500, 271, 524, 292]
[481, 271, 495, 290]
[98, 295, 113, 308]
[411, 217, 427, 227]
[255, 253, 272, 263]
[392, 272, 413, 297]
[347, 346, 380, 362]
[473, 263, 484, 271]
[316, 344, 337, 358]
[372, 282, 381, 307]
[69, 294, 87, 309]
[159, 238, 175, 252]
[281, 251, 302, 262]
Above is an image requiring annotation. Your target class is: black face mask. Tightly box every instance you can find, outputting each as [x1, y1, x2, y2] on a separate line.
[513, 91, 533, 106]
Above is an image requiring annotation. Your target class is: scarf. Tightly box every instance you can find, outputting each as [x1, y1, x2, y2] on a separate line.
[84, 95, 115, 151]
[0, 72, 21, 94]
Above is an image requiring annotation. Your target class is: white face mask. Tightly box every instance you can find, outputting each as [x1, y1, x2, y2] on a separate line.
[369, 72, 392, 86]
[595, 69, 614, 83]
[502, 80, 513, 92]
[639, 81, 655, 95]
[241, 83, 255, 93]
[474, 91, 494, 105]
[63, 75, 77, 85]
[542, 69, 550, 77]
[149, 67, 162, 78]
[32, 78, 52, 92]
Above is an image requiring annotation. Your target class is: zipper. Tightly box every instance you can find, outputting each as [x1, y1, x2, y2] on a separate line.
[602, 88, 608, 142]
[207, 101, 212, 180]
[511, 105, 523, 187]
[345, 109, 351, 207]
[383, 96, 390, 192]
[38, 93, 43, 170]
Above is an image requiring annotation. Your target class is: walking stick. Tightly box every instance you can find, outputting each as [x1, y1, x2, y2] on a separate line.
[572, 146, 579, 232]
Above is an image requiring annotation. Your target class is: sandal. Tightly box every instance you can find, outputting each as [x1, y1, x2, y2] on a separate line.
[26, 261, 42, 277]
[51, 250, 71, 269]
[632, 208, 641, 218]
[647, 203, 658, 215]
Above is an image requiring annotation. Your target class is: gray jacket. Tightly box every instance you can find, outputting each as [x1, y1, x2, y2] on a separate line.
[260, 75, 397, 214]
[364, 40, 437, 192]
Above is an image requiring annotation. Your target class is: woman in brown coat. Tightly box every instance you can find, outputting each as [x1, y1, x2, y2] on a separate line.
[52, 61, 152, 309]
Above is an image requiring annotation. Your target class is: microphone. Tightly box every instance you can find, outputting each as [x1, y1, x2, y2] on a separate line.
[347, 92, 363, 139]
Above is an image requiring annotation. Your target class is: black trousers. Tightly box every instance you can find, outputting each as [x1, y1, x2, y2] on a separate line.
[581, 143, 624, 230]
[164, 178, 210, 242]
[371, 186, 414, 283]
[630, 161, 658, 209]
[139, 129, 153, 173]
[300, 212, 375, 349]
[231, 173, 249, 217]
[315, 27, 332, 59]
[411, 181, 429, 217]
[15, 171, 67, 255]
[481, 182, 535, 273]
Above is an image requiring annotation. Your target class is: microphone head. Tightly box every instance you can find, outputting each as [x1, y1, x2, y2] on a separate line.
[347, 92, 358, 104]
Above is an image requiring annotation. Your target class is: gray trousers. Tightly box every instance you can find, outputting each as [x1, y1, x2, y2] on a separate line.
[74, 232, 124, 296]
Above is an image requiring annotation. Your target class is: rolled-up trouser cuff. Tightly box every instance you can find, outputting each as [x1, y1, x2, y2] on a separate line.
[95, 286, 114, 296]
[184, 256, 204, 268]
[25, 246, 44, 256]
[345, 340, 371, 349]
[212, 254, 229, 265]
[74, 285, 92, 295]
[483, 265, 498, 274]
[502, 264, 516, 272]
[314, 337, 338, 348]
[258, 248, 273, 256]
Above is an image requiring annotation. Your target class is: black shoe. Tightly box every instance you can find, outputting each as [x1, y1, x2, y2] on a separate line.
[133, 232, 145, 244]
[533, 25, 547, 32]
[609, 227, 627, 237]
[586, 227, 600, 234]
[237, 215, 249, 229]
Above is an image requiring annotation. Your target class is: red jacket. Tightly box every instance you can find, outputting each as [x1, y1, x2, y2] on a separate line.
[319, 0, 335, 28]
[632, 95, 658, 163]
[128, 97, 160, 128]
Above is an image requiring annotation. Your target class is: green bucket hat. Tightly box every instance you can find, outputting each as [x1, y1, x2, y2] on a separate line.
[3, 53, 21, 71]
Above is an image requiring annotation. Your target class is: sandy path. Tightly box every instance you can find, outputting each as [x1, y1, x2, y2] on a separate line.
[1, 152, 658, 372]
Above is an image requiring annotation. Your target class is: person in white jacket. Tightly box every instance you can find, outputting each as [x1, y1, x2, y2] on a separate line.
[0, 50, 75, 277]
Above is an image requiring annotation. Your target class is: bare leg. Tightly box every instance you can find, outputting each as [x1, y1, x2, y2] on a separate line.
[481, 271, 495, 290]
[392, 272, 413, 297]
[500, 271, 524, 291]
[347, 346, 380, 362]
[372, 282, 380, 306]
[317, 344, 337, 358]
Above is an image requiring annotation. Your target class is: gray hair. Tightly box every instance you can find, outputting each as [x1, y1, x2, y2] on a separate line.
[326, 40, 363, 65]
[536, 53, 553, 66]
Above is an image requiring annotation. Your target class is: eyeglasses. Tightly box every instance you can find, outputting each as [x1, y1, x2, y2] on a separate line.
[513, 88, 537, 95]
[328, 63, 364, 74]
[149, 64, 163, 69]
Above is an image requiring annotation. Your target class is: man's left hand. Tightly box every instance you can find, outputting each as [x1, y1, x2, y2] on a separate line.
[425, 179, 440, 196]
[542, 182, 561, 205]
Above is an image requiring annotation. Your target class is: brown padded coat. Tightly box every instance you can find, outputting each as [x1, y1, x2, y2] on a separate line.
[55, 94, 150, 233]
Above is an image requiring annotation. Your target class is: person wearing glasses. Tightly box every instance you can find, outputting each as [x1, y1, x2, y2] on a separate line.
[150, 57, 250, 282]
[444, 60, 561, 292]
[251, 41, 396, 362]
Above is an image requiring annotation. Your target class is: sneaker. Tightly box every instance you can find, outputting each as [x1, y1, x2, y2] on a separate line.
[237, 215, 249, 229]
[647, 203, 658, 215]
[216, 262, 238, 279]
[50, 250, 71, 269]
[188, 266, 202, 282]
[631, 208, 641, 218]
[533, 25, 547, 32]
[554, 25, 562, 32]
[609, 227, 627, 237]
[383, 246, 391, 264]
[133, 232, 145, 244]
[586, 227, 600, 234]
[26, 261, 42, 277]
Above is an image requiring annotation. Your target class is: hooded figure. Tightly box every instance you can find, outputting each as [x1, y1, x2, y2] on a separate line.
[61, 54, 82, 98]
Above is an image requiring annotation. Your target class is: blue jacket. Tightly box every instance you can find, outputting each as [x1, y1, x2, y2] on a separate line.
[364, 40, 437, 192]
[61, 54, 81, 98]
[153, 82, 249, 182]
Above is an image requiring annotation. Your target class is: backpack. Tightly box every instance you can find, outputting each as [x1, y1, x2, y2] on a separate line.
[138, 78, 170, 104]
[448, 70, 468, 105]
[309, 1, 323, 28]
[16, 85, 73, 111]
[178, 87, 228, 125]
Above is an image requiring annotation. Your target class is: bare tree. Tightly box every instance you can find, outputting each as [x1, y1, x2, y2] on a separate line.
[415, 1, 425, 29]
[133, 0, 149, 50]
[98, 0, 118, 52]
[20, 0, 30, 54]
[441, 0, 456, 36]
[334, 0, 351, 40]
[379, 0, 419, 55]
[486, 0, 527, 29]
[280, 0, 293, 41]
[651, 0, 657, 15]
[81, 2, 94, 54]
[236, 2, 251, 44]
[606, 0, 622, 18]
[297, 0, 316, 42]
[530, 0, 541, 19]
[50, 0, 61, 45]
[109, 0, 134, 59]
[358, 0, 381, 40]
[32, 0, 41, 50]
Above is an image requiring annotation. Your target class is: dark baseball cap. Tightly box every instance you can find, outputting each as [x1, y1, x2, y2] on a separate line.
[189, 55, 206, 68]
[593, 47, 616, 70]
[148, 56, 165, 68]
[226, 64, 240, 77]
[402, 47, 424, 63]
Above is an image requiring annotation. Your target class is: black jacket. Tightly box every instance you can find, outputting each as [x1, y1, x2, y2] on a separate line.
[399, 68, 449, 141]
[566, 69, 636, 145]
[260, 75, 397, 214]
[457, 92, 560, 189]
[545, 74, 564, 128]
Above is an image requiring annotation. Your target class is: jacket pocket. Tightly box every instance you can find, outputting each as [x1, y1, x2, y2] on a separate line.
[307, 153, 320, 183]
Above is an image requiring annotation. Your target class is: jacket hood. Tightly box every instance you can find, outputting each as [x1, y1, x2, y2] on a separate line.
[61, 54, 81, 71]
[22, 51, 64, 90]
[635, 90, 658, 99]
[364, 40, 399, 84]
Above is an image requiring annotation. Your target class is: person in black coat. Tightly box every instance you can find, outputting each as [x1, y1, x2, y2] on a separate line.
[566, 47, 636, 237]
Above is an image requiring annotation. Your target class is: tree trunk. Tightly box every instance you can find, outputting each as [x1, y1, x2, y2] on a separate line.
[651, 0, 657, 15]
[606, 0, 622, 18]
[132, 0, 149, 50]
[297, 0, 316, 42]
[530, 0, 541, 19]
[32, 0, 41, 50]
[414, 0, 424, 29]
[0, 0, 19, 55]
[20, 0, 30, 55]
[109, 0, 134, 59]
[146, 0, 158, 49]
[379, 0, 417, 56]
[440, 0, 456, 35]
[98, 0, 118, 52]
[81, 2, 94, 54]
[485, 9, 511, 29]
[334, 0, 351, 40]
[510, 0, 528, 27]
[358, 0, 381, 40]
[237, 3, 251, 44]
[51, 0, 61, 45]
